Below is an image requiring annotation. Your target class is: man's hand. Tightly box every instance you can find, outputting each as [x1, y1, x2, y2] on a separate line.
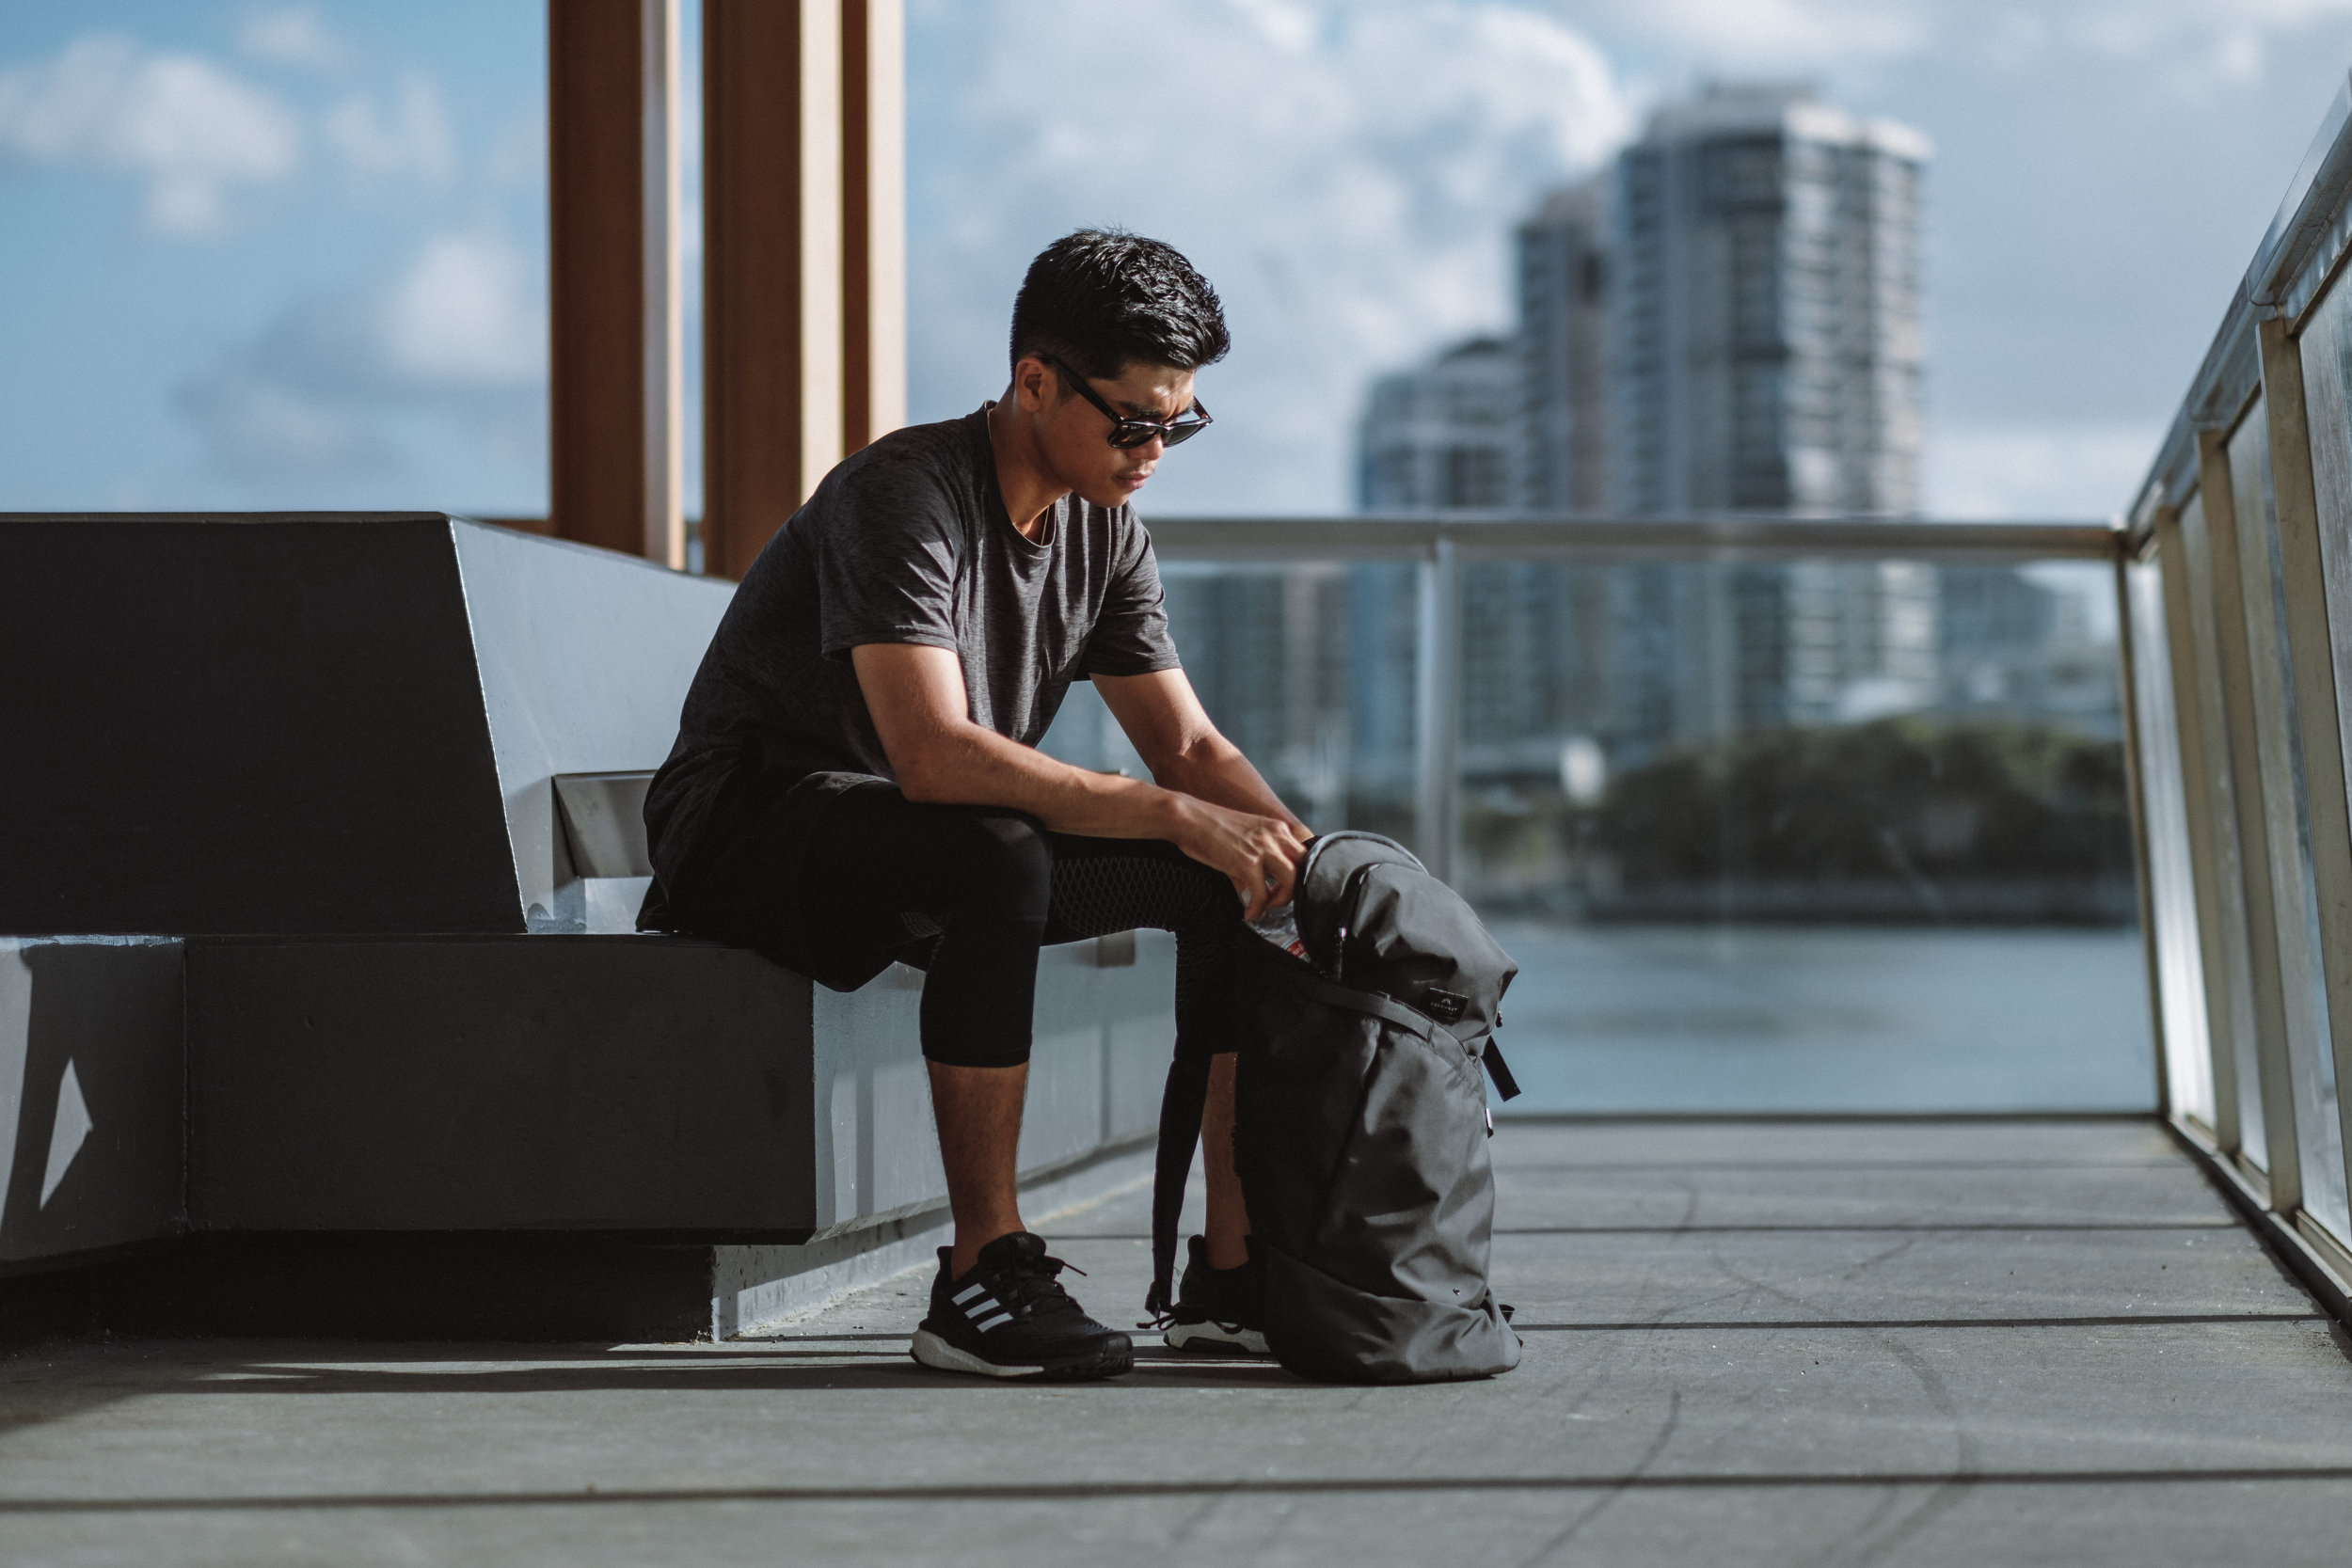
[1166, 795, 1310, 921]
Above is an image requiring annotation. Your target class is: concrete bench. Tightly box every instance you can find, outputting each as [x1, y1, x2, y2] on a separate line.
[0, 515, 1173, 1339]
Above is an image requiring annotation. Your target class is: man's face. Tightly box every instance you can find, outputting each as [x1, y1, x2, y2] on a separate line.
[1013, 356, 1199, 509]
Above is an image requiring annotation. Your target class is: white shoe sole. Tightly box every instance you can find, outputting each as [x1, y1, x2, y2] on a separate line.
[1165, 1320, 1270, 1355]
[910, 1328, 1046, 1379]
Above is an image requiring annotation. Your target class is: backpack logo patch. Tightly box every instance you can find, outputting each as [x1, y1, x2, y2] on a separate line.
[1420, 989, 1469, 1026]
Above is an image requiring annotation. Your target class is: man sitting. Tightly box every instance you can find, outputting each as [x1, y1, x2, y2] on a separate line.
[642, 230, 1308, 1380]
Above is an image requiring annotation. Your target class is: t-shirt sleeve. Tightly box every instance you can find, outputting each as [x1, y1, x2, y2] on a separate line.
[815, 454, 964, 658]
[1082, 515, 1184, 677]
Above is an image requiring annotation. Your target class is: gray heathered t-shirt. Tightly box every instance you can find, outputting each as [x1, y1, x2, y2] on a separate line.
[644, 404, 1182, 885]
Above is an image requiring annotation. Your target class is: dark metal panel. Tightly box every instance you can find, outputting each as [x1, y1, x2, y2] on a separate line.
[0, 938, 185, 1267]
[0, 516, 519, 935]
[185, 937, 818, 1234]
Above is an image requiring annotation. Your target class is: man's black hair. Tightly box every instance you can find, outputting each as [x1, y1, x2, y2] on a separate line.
[1009, 229, 1230, 385]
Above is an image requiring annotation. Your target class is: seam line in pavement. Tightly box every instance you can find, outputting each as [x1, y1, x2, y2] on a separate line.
[1495, 1162, 2192, 1173]
[1488, 1223, 2245, 1235]
[15, 1469, 2352, 1513]
[1059, 1225, 2246, 1240]
[1510, 1314, 2328, 1331]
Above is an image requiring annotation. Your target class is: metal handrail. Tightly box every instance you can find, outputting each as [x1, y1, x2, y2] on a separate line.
[1142, 513, 2122, 562]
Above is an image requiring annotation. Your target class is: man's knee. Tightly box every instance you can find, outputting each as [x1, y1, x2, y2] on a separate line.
[941, 808, 1053, 922]
[1167, 846, 1246, 928]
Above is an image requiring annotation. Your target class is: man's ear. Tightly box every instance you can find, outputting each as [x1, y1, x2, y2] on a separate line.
[1010, 355, 1054, 413]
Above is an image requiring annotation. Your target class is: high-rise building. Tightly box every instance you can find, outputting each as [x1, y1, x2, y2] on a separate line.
[1517, 179, 1611, 512]
[1356, 334, 1614, 791]
[1356, 337, 1518, 511]
[1612, 82, 1927, 515]
[1597, 85, 1936, 751]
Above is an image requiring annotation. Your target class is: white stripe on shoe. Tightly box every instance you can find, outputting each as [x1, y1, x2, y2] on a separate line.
[973, 1311, 1014, 1332]
[951, 1283, 988, 1306]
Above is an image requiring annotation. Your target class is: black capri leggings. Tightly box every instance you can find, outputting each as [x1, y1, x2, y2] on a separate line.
[792, 784, 1245, 1069]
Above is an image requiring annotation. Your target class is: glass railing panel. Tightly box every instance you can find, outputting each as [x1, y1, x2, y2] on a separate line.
[2228, 405, 2345, 1229]
[2129, 558, 2217, 1128]
[2288, 272, 2352, 1236]
[1446, 556, 2150, 1113]
[2178, 489, 2271, 1170]
[1038, 562, 1417, 842]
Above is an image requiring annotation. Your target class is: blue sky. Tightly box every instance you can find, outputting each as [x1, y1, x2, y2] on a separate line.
[5, 1, 2352, 520]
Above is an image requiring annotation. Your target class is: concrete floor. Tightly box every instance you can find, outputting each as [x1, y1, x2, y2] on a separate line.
[4, 1118, 2349, 1566]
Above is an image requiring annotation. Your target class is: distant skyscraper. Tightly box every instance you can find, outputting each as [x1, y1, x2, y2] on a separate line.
[1516, 179, 1611, 512]
[1612, 83, 1927, 515]
[1356, 338, 1517, 510]
[1600, 85, 1936, 748]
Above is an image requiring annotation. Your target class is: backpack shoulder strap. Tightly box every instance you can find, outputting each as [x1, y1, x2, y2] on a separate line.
[1147, 1037, 1215, 1321]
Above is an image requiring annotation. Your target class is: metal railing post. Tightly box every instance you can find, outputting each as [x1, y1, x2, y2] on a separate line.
[2156, 503, 2246, 1147]
[2115, 543, 2172, 1120]
[2258, 314, 2352, 1230]
[2201, 423, 2306, 1205]
[1414, 534, 1460, 884]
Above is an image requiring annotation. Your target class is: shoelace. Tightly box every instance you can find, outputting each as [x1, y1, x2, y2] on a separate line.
[981, 1251, 1087, 1322]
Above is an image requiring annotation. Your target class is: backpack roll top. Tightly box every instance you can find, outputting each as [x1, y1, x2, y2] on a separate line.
[1293, 832, 1519, 1072]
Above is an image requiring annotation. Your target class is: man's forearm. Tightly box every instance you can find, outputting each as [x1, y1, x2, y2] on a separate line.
[897, 719, 1191, 839]
[1153, 736, 1309, 835]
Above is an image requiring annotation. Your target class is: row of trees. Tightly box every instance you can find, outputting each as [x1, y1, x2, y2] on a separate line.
[1457, 718, 2136, 922]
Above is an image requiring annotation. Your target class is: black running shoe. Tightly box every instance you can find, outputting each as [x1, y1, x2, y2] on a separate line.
[1164, 1234, 1269, 1354]
[910, 1232, 1133, 1381]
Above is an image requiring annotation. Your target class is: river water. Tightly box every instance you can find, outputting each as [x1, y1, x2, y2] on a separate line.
[1484, 921, 2156, 1114]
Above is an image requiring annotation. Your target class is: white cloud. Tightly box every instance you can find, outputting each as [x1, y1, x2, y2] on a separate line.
[1589, 0, 1934, 67]
[379, 232, 545, 387]
[239, 7, 349, 74]
[177, 230, 545, 487]
[0, 36, 300, 235]
[911, 0, 1633, 511]
[1924, 420, 2160, 520]
[325, 73, 455, 183]
[1583, 0, 2352, 85]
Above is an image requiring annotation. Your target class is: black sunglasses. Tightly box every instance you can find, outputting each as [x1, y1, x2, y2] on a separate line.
[1039, 355, 1213, 449]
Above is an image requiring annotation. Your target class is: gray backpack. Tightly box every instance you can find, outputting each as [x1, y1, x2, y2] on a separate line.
[1149, 832, 1524, 1384]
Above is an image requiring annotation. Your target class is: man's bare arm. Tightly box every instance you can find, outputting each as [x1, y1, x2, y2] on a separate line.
[850, 643, 1306, 916]
[1094, 669, 1309, 835]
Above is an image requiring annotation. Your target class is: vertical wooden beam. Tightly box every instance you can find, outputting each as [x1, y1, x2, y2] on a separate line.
[842, 0, 907, 455]
[703, 0, 844, 579]
[642, 0, 684, 566]
[548, 0, 684, 564]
